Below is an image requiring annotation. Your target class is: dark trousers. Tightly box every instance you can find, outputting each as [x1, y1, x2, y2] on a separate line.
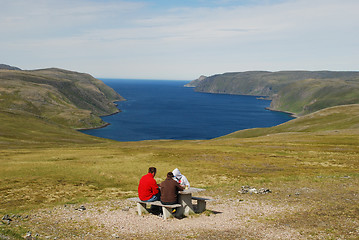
[161, 200, 178, 205]
[142, 192, 161, 202]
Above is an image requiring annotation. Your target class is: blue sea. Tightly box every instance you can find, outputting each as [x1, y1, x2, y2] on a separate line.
[81, 79, 294, 141]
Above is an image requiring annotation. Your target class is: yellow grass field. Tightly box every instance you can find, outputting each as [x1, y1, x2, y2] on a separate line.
[1, 105, 359, 239]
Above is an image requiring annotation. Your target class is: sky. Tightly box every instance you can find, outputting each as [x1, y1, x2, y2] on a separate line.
[1, 0, 359, 80]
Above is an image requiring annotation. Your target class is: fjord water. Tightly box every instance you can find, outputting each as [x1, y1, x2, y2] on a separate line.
[81, 79, 294, 141]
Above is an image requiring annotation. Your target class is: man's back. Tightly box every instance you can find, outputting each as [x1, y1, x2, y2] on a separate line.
[160, 176, 184, 204]
[138, 172, 159, 201]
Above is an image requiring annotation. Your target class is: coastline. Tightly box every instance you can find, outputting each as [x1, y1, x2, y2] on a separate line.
[265, 107, 298, 118]
[196, 89, 298, 118]
[77, 122, 111, 131]
[77, 89, 296, 140]
[76, 100, 124, 131]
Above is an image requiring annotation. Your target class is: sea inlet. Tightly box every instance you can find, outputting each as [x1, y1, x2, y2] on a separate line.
[81, 79, 294, 141]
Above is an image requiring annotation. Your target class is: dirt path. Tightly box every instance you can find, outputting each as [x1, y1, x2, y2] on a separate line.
[8, 195, 306, 240]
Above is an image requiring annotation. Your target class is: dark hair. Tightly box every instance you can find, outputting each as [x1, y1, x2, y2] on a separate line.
[148, 167, 157, 174]
[167, 172, 174, 178]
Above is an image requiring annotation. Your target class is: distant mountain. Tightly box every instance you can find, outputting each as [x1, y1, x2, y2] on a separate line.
[188, 71, 359, 116]
[0, 64, 21, 70]
[0, 67, 124, 129]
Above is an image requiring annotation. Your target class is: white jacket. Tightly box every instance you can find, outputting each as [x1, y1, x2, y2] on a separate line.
[172, 168, 190, 187]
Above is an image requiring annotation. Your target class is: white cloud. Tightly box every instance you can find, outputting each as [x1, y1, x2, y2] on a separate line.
[1, 0, 359, 79]
[0, 0, 145, 37]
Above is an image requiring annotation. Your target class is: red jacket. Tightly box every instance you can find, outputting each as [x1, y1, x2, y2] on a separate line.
[138, 173, 159, 201]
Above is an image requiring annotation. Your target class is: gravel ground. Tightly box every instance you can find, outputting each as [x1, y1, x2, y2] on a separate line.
[7, 194, 307, 240]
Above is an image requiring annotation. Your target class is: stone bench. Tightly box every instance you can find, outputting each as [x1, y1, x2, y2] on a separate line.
[191, 196, 212, 213]
[128, 197, 181, 220]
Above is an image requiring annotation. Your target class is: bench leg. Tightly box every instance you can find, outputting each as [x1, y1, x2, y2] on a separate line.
[137, 202, 149, 216]
[162, 206, 175, 220]
[195, 200, 206, 213]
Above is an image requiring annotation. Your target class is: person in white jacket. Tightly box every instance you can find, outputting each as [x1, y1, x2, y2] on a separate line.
[172, 168, 190, 188]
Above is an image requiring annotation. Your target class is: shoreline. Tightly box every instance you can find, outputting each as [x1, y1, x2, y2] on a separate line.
[76, 100, 124, 131]
[76, 122, 112, 131]
[76, 95, 298, 139]
[197, 90, 298, 118]
[265, 107, 298, 118]
[76, 110, 121, 131]
[197, 90, 299, 118]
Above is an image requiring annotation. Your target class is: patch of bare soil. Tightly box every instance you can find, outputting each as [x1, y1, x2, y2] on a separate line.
[4, 196, 305, 239]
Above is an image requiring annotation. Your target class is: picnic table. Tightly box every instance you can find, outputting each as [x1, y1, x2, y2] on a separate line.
[129, 187, 212, 219]
[177, 187, 206, 216]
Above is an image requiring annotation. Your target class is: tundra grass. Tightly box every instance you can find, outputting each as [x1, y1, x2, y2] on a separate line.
[1, 106, 359, 239]
[1, 130, 358, 211]
[222, 104, 359, 138]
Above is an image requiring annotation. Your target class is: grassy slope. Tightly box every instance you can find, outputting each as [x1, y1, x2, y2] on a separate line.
[272, 78, 359, 115]
[193, 71, 359, 116]
[0, 105, 359, 216]
[0, 69, 123, 129]
[221, 104, 359, 138]
[1, 67, 358, 238]
[0, 111, 108, 148]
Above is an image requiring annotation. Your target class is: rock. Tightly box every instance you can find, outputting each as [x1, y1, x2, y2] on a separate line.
[239, 186, 257, 194]
[111, 233, 120, 238]
[23, 231, 32, 240]
[75, 205, 86, 211]
[258, 188, 272, 194]
[239, 186, 271, 194]
[239, 186, 250, 194]
[1, 215, 11, 221]
[249, 188, 258, 194]
[1, 215, 12, 225]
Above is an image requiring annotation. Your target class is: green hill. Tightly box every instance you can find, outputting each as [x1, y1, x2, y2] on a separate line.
[0, 67, 124, 129]
[0, 110, 108, 149]
[191, 71, 359, 116]
[220, 104, 359, 139]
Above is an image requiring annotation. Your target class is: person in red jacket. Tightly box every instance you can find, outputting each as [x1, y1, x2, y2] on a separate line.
[138, 167, 160, 202]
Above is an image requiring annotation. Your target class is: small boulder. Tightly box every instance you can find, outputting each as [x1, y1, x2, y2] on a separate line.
[258, 188, 272, 194]
[75, 205, 86, 211]
[239, 186, 271, 194]
[1, 215, 11, 221]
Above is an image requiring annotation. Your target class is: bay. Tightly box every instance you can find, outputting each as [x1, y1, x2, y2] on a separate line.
[81, 79, 294, 141]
